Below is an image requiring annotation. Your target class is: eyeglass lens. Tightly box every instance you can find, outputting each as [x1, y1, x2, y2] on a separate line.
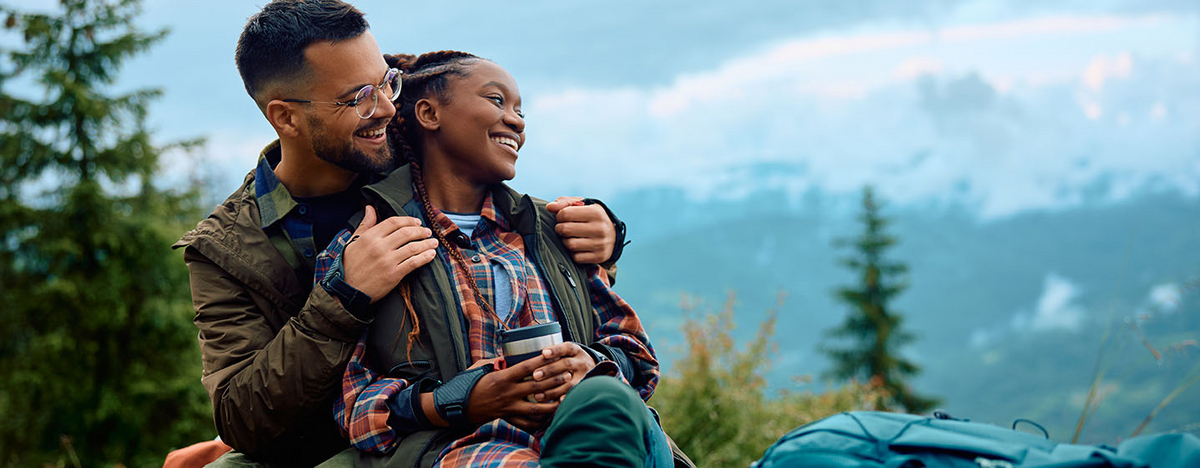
[354, 69, 402, 119]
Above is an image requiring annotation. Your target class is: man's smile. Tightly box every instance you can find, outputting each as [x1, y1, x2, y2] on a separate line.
[356, 126, 386, 139]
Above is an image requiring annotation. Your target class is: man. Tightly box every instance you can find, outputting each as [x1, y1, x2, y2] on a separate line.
[172, 1, 626, 466]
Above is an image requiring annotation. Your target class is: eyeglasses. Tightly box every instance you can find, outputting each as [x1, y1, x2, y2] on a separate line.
[283, 68, 402, 119]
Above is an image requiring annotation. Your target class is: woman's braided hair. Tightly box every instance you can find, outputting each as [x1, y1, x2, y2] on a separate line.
[384, 51, 507, 357]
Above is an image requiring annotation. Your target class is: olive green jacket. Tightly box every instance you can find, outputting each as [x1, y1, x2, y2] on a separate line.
[174, 169, 367, 465]
[175, 163, 682, 467]
[173, 166, 617, 466]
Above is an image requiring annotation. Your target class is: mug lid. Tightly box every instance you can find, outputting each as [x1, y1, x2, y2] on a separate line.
[500, 322, 561, 342]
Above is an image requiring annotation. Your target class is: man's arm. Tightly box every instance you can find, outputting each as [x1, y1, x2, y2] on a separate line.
[546, 197, 628, 283]
[187, 206, 436, 456]
[185, 248, 368, 456]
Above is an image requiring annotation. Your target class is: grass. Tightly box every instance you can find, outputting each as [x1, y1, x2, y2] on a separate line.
[1074, 275, 1200, 443]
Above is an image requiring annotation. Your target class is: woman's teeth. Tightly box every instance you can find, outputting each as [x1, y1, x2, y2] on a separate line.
[491, 136, 518, 151]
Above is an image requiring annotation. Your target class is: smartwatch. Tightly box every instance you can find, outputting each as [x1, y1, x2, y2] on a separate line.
[320, 255, 372, 315]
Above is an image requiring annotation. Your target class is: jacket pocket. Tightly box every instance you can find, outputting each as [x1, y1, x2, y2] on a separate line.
[387, 360, 434, 381]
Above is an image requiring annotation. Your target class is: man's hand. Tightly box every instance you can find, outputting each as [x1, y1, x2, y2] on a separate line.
[342, 205, 438, 302]
[464, 355, 564, 431]
[546, 196, 615, 264]
[530, 342, 596, 403]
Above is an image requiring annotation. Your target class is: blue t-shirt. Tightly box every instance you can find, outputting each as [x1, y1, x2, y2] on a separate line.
[444, 211, 514, 321]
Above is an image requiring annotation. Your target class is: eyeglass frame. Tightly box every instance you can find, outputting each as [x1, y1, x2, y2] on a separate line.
[281, 68, 402, 119]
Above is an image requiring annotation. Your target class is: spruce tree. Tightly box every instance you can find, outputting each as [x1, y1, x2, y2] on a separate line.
[822, 186, 938, 413]
[0, 1, 210, 464]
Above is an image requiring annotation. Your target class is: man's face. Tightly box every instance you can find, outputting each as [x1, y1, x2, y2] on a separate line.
[298, 31, 396, 174]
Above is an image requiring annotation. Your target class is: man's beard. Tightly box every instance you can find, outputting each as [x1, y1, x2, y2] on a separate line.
[307, 114, 397, 174]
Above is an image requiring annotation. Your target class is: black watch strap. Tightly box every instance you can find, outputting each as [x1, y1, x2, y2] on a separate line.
[582, 198, 628, 264]
[320, 256, 372, 316]
[432, 364, 493, 426]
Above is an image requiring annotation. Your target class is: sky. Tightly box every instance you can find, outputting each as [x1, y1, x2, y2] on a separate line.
[5, 1, 1198, 432]
[6, 0, 1199, 220]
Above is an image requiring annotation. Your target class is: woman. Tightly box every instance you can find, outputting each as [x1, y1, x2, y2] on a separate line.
[315, 51, 686, 468]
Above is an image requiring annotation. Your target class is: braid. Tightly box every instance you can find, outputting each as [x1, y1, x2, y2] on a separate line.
[410, 50, 478, 69]
[409, 159, 504, 323]
[385, 50, 508, 358]
[383, 53, 417, 71]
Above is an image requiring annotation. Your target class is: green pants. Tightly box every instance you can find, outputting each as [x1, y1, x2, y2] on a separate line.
[541, 375, 672, 468]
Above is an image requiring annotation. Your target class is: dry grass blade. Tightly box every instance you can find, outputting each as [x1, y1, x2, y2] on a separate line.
[1130, 365, 1200, 438]
[1127, 321, 1162, 362]
[1073, 324, 1113, 443]
[1073, 228, 1138, 443]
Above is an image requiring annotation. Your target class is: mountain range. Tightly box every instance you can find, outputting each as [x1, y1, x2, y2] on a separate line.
[605, 186, 1200, 443]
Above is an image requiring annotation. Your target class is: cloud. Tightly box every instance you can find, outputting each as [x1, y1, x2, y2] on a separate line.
[1080, 99, 1104, 120]
[969, 328, 998, 349]
[514, 11, 1199, 220]
[626, 14, 1168, 119]
[1083, 52, 1134, 92]
[1145, 282, 1182, 314]
[1150, 102, 1168, 120]
[125, 3, 1198, 222]
[894, 56, 945, 80]
[1029, 273, 1086, 332]
[940, 15, 1168, 43]
[972, 272, 1088, 347]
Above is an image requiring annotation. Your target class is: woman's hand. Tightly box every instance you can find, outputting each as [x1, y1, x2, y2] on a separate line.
[530, 342, 597, 403]
[464, 355, 562, 430]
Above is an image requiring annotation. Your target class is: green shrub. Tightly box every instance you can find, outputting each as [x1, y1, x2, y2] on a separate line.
[651, 293, 891, 468]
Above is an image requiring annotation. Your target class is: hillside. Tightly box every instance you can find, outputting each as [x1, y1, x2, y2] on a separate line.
[606, 188, 1200, 443]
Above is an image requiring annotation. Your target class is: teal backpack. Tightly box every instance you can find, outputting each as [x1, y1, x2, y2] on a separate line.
[753, 411, 1200, 468]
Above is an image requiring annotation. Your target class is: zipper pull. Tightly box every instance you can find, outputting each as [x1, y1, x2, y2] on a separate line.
[559, 264, 577, 288]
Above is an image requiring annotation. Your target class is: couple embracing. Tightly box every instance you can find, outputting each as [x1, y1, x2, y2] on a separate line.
[174, 1, 692, 467]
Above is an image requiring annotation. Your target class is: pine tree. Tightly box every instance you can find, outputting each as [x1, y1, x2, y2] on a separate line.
[822, 186, 938, 413]
[0, 1, 210, 464]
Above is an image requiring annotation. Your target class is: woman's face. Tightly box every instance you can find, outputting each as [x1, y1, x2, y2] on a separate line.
[429, 60, 526, 185]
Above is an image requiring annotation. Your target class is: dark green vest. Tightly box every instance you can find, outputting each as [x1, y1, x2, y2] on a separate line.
[353, 166, 598, 468]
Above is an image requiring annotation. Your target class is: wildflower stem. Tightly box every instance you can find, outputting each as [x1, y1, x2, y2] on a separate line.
[1131, 366, 1200, 438]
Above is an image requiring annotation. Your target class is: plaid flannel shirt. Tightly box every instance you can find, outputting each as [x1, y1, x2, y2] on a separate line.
[253, 142, 319, 281]
[315, 193, 659, 466]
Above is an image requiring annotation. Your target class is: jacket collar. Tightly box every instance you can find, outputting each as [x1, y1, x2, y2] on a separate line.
[252, 140, 299, 230]
[174, 148, 306, 313]
[360, 164, 541, 236]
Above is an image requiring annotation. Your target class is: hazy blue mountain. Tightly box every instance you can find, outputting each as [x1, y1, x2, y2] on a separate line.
[605, 187, 1200, 443]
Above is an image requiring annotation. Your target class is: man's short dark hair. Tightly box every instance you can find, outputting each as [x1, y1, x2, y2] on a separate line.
[235, 0, 370, 105]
